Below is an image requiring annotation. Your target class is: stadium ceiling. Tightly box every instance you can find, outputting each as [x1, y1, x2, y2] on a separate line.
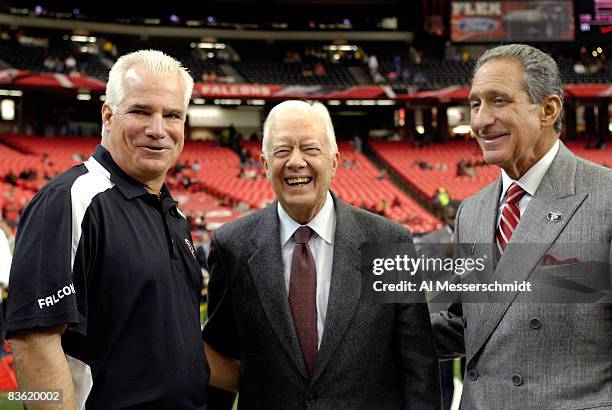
[0, 0, 421, 31]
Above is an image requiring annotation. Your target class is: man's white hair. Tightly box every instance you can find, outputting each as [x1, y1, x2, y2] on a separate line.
[262, 100, 338, 157]
[105, 49, 193, 111]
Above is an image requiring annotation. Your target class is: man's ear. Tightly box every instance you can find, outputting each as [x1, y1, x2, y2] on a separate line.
[101, 103, 113, 133]
[331, 151, 340, 176]
[540, 95, 562, 129]
[260, 153, 270, 179]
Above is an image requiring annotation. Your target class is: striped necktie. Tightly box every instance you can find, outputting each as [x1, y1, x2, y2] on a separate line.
[496, 183, 526, 258]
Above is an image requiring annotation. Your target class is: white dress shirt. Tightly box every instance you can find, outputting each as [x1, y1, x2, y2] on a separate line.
[278, 191, 336, 348]
[497, 140, 560, 225]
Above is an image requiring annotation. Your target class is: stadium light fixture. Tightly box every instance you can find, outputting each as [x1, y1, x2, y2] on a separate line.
[1, 99, 15, 121]
[213, 99, 242, 105]
[71, 35, 97, 43]
[324, 45, 358, 51]
[452, 125, 472, 135]
[0, 89, 23, 97]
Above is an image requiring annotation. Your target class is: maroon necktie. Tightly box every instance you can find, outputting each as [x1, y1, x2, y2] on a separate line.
[496, 183, 526, 258]
[288, 226, 318, 376]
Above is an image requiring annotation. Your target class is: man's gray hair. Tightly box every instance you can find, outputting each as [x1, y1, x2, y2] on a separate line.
[105, 49, 193, 111]
[262, 100, 338, 157]
[474, 44, 564, 133]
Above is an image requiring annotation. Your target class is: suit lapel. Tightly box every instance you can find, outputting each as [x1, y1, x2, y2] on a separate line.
[247, 203, 309, 379]
[462, 179, 499, 293]
[470, 144, 587, 358]
[312, 198, 365, 382]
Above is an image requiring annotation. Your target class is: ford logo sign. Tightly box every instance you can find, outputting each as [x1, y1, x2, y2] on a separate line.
[457, 17, 497, 33]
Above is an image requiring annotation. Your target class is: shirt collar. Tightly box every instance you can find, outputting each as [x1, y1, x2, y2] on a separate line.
[92, 145, 177, 208]
[499, 140, 559, 204]
[278, 191, 335, 246]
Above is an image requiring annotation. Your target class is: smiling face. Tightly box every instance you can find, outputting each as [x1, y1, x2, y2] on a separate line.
[469, 59, 557, 179]
[101, 64, 186, 193]
[261, 110, 339, 224]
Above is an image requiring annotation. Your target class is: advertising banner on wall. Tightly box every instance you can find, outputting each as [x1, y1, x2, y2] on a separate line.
[451, 1, 575, 42]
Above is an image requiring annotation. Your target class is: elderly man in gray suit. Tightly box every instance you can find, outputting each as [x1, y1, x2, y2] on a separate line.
[431, 44, 612, 409]
[203, 100, 440, 409]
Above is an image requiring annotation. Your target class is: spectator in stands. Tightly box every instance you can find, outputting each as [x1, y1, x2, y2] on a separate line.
[393, 54, 402, 75]
[284, 51, 301, 63]
[386, 70, 399, 82]
[377, 168, 387, 180]
[65, 55, 77, 72]
[5, 50, 209, 409]
[302, 64, 313, 78]
[352, 134, 363, 153]
[432, 187, 450, 208]
[457, 159, 477, 177]
[53, 56, 64, 73]
[432, 43, 612, 408]
[4, 171, 17, 186]
[415, 160, 432, 170]
[379, 198, 389, 215]
[373, 71, 385, 84]
[202, 70, 218, 82]
[203, 100, 440, 408]
[401, 67, 412, 82]
[391, 195, 401, 208]
[43, 55, 55, 71]
[314, 62, 326, 77]
[368, 53, 379, 74]
[413, 70, 427, 84]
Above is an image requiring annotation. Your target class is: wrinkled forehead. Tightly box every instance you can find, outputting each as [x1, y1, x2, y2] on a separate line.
[469, 59, 526, 101]
[268, 111, 328, 145]
[120, 65, 186, 108]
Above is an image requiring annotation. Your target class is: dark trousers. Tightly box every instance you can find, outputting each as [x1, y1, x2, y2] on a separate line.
[440, 360, 454, 410]
[207, 385, 237, 410]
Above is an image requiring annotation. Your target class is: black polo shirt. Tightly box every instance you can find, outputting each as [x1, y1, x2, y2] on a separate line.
[6, 145, 209, 409]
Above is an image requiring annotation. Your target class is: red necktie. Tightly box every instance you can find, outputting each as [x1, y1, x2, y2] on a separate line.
[288, 226, 318, 376]
[496, 183, 526, 258]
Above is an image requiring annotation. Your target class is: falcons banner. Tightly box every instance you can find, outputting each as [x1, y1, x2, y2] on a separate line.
[193, 83, 395, 100]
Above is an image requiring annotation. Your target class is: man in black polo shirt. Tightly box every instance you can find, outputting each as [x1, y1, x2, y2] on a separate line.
[5, 50, 209, 409]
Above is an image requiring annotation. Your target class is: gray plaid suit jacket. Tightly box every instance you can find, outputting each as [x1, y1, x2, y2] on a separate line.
[432, 143, 612, 409]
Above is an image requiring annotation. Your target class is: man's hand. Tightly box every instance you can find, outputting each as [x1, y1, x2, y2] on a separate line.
[205, 342, 240, 392]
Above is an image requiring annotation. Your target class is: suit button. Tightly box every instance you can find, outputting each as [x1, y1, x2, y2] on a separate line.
[307, 394, 318, 404]
[512, 374, 523, 386]
[467, 369, 478, 381]
[529, 318, 542, 329]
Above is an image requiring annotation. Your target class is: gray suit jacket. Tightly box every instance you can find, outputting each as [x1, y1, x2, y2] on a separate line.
[432, 143, 612, 409]
[204, 195, 441, 409]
